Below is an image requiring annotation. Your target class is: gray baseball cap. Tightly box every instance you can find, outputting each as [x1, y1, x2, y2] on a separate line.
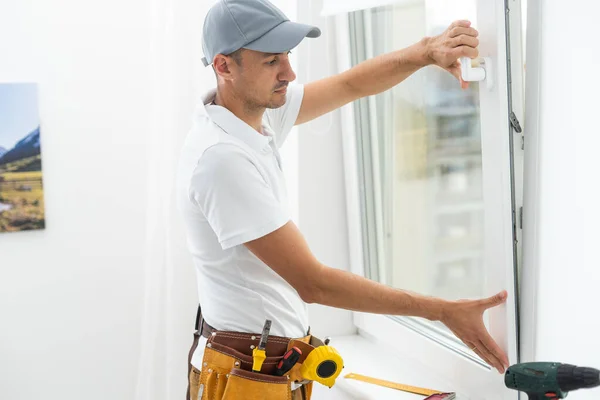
[201, 0, 321, 67]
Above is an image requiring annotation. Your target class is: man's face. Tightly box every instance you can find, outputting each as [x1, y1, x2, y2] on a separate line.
[227, 49, 296, 110]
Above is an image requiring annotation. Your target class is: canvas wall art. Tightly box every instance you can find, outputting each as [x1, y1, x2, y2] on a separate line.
[0, 83, 45, 233]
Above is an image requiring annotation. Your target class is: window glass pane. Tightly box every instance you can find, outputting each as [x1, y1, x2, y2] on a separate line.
[350, 0, 486, 336]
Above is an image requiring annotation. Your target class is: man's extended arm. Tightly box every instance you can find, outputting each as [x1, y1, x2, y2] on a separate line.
[295, 20, 479, 126]
[245, 221, 509, 374]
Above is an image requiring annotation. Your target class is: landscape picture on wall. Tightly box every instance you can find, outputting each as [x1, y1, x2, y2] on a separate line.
[0, 83, 45, 233]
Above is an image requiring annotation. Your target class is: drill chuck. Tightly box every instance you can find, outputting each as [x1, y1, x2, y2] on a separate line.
[557, 364, 600, 391]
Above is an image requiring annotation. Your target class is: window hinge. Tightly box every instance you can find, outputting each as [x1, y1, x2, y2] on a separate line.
[519, 206, 523, 229]
[510, 111, 522, 133]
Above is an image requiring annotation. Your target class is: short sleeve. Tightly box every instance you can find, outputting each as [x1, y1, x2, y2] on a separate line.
[189, 144, 290, 250]
[263, 84, 304, 148]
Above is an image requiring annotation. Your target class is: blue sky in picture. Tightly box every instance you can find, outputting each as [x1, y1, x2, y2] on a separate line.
[0, 83, 39, 150]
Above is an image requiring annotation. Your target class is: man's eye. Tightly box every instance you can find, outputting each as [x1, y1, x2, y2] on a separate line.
[268, 59, 277, 65]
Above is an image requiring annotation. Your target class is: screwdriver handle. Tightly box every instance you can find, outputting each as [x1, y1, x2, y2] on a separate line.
[252, 348, 267, 372]
[274, 347, 302, 376]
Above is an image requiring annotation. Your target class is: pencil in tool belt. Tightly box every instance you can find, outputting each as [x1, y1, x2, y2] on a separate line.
[252, 319, 271, 372]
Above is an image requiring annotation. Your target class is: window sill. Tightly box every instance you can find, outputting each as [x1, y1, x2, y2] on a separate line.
[324, 333, 460, 400]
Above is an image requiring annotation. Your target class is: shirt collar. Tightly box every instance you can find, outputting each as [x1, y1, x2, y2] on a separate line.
[198, 88, 273, 153]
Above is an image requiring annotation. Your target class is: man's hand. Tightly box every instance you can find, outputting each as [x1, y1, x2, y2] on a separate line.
[441, 290, 510, 373]
[426, 20, 480, 89]
[295, 20, 479, 125]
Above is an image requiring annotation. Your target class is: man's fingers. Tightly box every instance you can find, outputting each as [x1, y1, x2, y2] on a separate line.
[481, 331, 510, 369]
[476, 340, 506, 373]
[455, 46, 479, 59]
[445, 64, 469, 89]
[481, 290, 508, 309]
[450, 20, 472, 29]
[466, 335, 506, 373]
[467, 343, 494, 369]
[452, 35, 479, 49]
[476, 341, 504, 373]
[447, 64, 460, 79]
[449, 26, 479, 38]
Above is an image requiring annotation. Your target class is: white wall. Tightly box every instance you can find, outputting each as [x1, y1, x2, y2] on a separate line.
[0, 1, 151, 398]
[0, 0, 207, 399]
[522, 1, 600, 398]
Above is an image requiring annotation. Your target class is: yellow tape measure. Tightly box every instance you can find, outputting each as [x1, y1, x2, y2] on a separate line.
[300, 345, 344, 388]
[344, 373, 443, 396]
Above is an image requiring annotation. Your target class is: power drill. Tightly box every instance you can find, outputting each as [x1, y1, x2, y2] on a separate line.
[505, 362, 600, 399]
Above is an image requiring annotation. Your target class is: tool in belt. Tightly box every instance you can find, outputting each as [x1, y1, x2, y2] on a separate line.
[193, 305, 344, 400]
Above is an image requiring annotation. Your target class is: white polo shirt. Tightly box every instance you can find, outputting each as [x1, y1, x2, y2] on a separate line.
[176, 84, 309, 369]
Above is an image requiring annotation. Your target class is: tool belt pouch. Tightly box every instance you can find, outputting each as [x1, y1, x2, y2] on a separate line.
[197, 335, 291, 400]
[197, 332, 322, 400]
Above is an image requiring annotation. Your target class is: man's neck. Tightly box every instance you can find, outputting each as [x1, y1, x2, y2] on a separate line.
[214, 90, 264, 134]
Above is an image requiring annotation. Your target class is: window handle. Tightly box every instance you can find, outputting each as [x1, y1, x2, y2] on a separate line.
[460, 57, 493, 89]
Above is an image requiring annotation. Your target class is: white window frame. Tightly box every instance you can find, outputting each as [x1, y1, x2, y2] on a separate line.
[335, 0, 524, 397]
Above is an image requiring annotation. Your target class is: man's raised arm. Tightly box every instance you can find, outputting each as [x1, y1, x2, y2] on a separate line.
[295, 20, 479, 126]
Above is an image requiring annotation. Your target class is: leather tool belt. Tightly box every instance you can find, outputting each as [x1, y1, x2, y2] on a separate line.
[188, 306, 325, 400]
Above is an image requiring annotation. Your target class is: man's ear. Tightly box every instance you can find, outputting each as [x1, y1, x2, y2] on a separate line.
[213, 55, 234, 80]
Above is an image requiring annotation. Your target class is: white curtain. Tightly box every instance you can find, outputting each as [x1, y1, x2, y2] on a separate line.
[134, 0, 217, 399]
[321, 0, 420, 16]
[135, 0, 180, 398]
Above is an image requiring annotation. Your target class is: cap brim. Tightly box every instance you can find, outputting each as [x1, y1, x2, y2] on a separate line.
[243, 21, 321, 54]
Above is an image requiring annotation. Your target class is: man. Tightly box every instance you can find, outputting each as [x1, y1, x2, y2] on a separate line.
[177, 0, 509, 398]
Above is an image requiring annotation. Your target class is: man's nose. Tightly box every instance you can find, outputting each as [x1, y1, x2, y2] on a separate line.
[278, 57, 296, 82]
